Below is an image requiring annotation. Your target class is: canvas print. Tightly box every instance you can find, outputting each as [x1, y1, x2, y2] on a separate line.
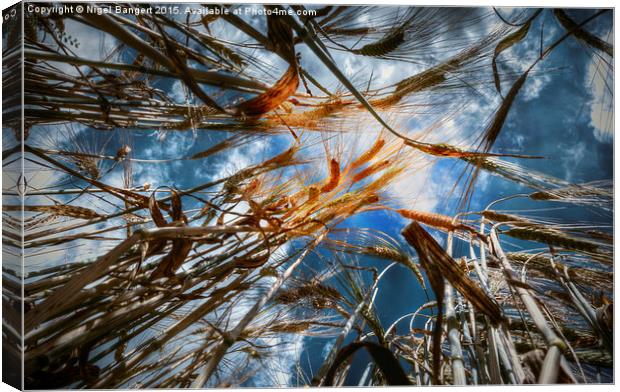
[1, 2, 614, 389]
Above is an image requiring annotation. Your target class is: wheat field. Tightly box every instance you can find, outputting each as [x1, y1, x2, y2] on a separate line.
[1, 3, 613, 388]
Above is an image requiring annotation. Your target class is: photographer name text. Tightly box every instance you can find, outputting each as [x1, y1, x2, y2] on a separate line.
[27, 4, 316, 17]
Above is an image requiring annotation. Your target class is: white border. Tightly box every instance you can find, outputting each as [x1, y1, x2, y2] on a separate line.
[0, 1, 616, 392]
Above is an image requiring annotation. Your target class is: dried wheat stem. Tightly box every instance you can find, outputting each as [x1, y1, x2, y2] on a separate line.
[444, 231, 467, 385]
[314, 262, 398, 386]
[489, 229, 565, 383]
[192, 230, 330, 387]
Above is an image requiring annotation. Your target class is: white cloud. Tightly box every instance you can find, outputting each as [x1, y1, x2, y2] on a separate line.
[561, 142, 587, 182]
[209, 138, 269, 181]
[585, 53, 613, 143]
[522, 74, 551, 101]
